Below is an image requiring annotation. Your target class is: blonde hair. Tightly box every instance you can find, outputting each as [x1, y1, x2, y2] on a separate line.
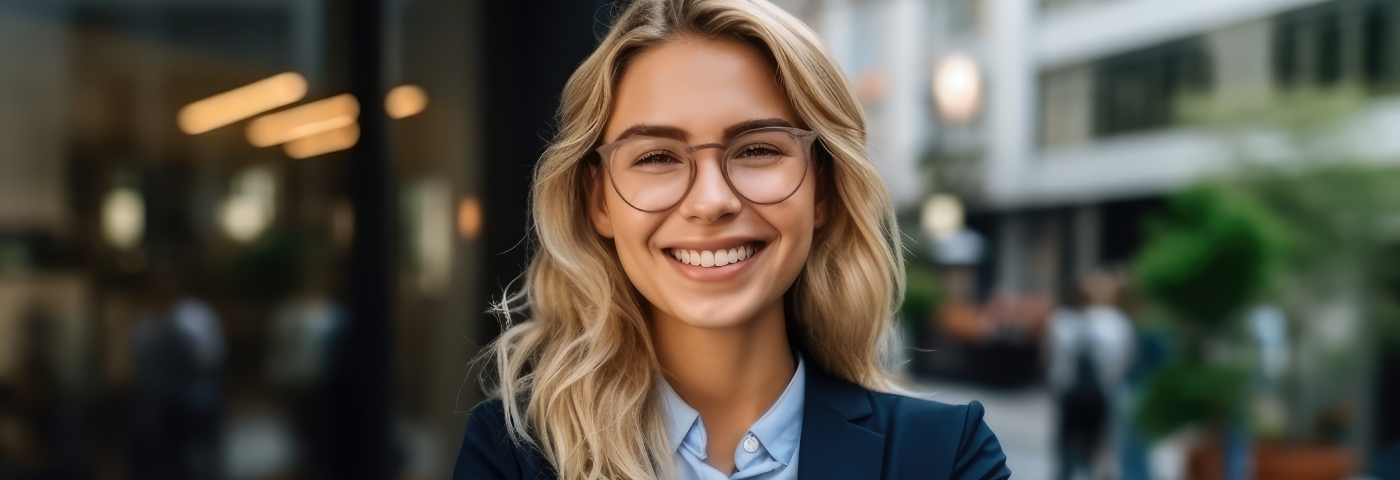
[481, 0, 905, 478]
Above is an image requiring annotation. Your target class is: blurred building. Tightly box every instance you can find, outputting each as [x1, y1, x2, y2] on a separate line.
[782, 0, 1400, 470]
[782, 0, 1400, 296]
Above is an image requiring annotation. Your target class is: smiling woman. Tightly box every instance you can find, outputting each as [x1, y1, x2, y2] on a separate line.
[454, 1, 1011, 479]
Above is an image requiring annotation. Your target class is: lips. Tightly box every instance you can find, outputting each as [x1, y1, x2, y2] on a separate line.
[663, 241, 765, 268]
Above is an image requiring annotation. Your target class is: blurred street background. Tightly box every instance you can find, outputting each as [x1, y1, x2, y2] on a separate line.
[1, 0, 1400, 478]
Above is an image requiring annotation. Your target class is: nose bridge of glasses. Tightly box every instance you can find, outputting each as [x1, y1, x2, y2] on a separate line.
[685, 142, 729, 171]
[686, 142, 727, 166]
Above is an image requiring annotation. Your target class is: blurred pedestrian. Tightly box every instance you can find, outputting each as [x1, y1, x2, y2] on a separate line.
[1117, 282, 1169, 480]
[129, 270, 225, 480]
[1046, 271, 1134, 480]
[265, 273, 345, 478]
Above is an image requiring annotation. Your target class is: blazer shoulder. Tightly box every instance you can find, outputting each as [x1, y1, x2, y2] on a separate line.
[864, 389, 975, 435]
[468, 397, 509, 431]
[868, 390, 969, 419]
[454, 398, 533, 480]
[865, 392, 1012, 480]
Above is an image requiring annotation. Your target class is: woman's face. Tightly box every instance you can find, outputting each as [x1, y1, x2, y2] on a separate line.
[589, 38, 824, 330]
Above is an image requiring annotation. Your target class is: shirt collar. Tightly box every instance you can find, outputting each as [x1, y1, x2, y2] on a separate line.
[659, 377, 704, 458]
[657, 354, 806, 466]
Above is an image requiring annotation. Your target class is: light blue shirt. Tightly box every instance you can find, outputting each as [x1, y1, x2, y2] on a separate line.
[659, 356, 805, 480]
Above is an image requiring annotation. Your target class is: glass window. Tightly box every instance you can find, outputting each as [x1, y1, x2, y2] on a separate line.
[0, 1, 502, 478]
[1092, 38, 1211, 137]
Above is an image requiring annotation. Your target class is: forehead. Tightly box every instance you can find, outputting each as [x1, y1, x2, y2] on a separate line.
[604, 38, 802, 143]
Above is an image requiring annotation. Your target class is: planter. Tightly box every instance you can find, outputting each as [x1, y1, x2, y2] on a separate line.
[1254, 444, 1356, 480]
[1188, 442, 1356, 480]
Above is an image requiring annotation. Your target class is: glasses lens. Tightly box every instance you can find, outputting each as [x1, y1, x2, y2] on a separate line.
[726, 130, 808, 204]
[607, 137, 691, 211]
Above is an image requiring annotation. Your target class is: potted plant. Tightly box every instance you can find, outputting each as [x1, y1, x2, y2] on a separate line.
[1133, 183, 1290, 480]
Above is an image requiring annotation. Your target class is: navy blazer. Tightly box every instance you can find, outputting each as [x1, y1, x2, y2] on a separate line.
[454, 365, 1012, 479]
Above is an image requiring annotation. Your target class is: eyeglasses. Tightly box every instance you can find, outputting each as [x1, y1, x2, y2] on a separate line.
[595, 126, 819, 212]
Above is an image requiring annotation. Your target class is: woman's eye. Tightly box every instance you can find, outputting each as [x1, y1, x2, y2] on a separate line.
[633, 152, 681, 167]
[737, 144, 782, 157]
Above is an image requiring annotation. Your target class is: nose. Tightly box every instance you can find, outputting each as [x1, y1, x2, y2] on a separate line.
[676, 149, 741, 224]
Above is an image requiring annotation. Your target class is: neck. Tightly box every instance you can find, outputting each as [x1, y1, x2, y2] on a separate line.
[650, 300, 797, 469]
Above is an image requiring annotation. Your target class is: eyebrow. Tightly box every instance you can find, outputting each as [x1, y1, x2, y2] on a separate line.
[610, 117, 796, 144]
[612, 125, 689, 142]
[722, 118, 794, 141]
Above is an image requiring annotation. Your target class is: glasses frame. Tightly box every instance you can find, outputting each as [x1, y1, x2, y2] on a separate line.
[594, 126, 821, 212]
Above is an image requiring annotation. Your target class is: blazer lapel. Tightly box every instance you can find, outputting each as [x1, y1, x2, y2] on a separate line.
[798, 365, 886, 480]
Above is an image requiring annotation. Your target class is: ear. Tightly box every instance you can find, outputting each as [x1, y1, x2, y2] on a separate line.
[814, 192, 830, 229]
[588, 164, 616, 239]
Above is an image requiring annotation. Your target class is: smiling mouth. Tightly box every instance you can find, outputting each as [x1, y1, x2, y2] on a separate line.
[664, 241, 766, 268]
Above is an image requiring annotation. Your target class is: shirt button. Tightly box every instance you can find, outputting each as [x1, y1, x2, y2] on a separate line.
[743, 434, 759, 453]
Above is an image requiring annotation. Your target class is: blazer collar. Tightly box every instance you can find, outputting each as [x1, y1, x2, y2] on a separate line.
[797, 362, 887, 480]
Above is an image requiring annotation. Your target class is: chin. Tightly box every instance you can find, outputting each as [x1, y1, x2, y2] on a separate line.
[664, 296, 765, 330]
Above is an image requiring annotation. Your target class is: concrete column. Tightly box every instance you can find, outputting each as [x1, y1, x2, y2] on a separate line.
[1207, 20, 1274, 105]
[881, 0, 927, 208]
[986, 0, 1034, 205]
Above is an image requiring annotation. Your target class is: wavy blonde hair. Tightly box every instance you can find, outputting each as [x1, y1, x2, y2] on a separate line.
[481, 0, 905, 478]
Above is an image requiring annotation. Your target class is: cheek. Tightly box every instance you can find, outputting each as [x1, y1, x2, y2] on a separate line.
[606, 196, 665, 279]
[765, 184, 820, 276]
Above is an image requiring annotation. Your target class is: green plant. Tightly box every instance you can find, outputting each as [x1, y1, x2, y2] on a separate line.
[1135, 184, 1290, 328]
[1240, 164, 1400, 344]
[1136, 361, 1250, 437]
[1168, 84, 1400, 449]
[900, 260, 944, 335]
[1133, 183, 1290, 437]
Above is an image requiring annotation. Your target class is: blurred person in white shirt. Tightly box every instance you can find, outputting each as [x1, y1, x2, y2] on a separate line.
[1045, 271, 1135, 480]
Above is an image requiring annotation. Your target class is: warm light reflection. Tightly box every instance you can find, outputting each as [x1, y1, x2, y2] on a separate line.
[385, 85, 429, 119]
[178, 72, 307, 135]
[218, 167, 277, 243]
[246, 94, 359, 147]
[921, 194, 964, 240]
[102, 188, 144, 249]
[283, 124, 360, 159]
[457, 197, 482, 240]
[932, 54, 982, 124]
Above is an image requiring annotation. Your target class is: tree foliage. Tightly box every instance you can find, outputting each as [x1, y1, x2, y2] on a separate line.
[1135, 184, 1290, 328]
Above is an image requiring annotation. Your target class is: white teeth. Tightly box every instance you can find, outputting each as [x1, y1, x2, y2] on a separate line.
[671, 242, 761, 268]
